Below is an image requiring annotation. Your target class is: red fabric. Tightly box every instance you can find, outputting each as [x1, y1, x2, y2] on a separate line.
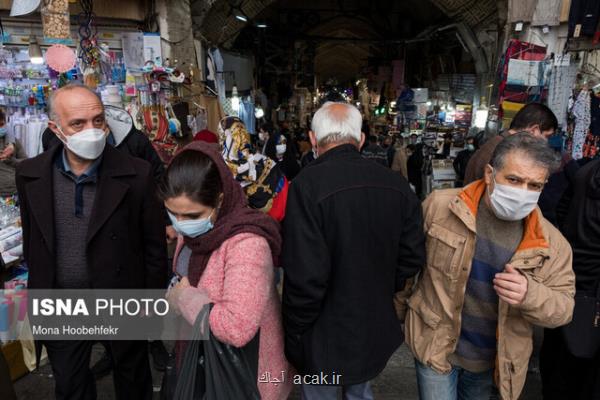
[193, 129, 219, 144]
[176, 141, 282, 286]
[267, 177, 289, 222]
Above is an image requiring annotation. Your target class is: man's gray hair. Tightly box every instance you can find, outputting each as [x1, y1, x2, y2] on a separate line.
[490, 132, 560, 174]
[48, 84, 103, 122]
[311, 102, 362, 146]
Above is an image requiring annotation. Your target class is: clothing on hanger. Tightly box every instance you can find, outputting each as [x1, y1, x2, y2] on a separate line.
[571, 89, 591, 160]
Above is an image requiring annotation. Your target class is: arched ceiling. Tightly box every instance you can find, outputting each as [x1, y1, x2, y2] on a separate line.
[191, 0, 500, 46]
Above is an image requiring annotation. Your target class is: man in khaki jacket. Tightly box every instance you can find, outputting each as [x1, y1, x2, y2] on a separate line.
[399, 132, 575, 400]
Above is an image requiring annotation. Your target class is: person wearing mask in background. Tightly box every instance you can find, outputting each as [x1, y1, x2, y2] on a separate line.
[453, 136, 478, 187]
[540, 157, 600, 400]
[162, 141, 292, 400]
[16, 84, 167, 399]
[397, 133, 574, 400]
[361, 135, 389, 167]
[464, 103, 558, 184]
[266, 133, 300, 181]
[0, 109, 27, 197]
[391, 136, 409, 180]
[283, 102, 426, 399]
[42, 99, 171, 377]
[257, 122, 272, 155]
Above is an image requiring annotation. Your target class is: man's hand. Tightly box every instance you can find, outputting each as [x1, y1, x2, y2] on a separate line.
[166, 225, 178, 243]
[494, 264, 528, 305]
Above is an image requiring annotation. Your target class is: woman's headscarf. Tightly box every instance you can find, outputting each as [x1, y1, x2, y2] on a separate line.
[218, 116, 285, 213]
[174, 141, 282, 286]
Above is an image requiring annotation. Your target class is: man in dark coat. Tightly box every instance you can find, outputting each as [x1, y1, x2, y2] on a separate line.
[42, 107, 171, 376]
[282, 102, 426, 399]
[16, 84, 167, 399]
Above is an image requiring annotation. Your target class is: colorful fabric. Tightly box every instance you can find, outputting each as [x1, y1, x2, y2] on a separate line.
[572, 90, 591, 159]
[218, 116, 285, 212]
[583, 131, 600, 158]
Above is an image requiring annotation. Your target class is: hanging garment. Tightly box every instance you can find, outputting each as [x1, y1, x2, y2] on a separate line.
[591, 94, 600, 137]
[532, 0, 562, 26]
[568, 0, 600, 37]
[548, 63, 579, 129]
[209, 48, 226, 105]
[507, 59, 546, 86]
[238, 99, 255, 135]
[583, 131, 600, 158]
[572, 90, 591, 160]
[508, 0, 538, 22]
[8, 113, 49, 158]
[560, 0, 572, 22]
[195, 95, 225, 134]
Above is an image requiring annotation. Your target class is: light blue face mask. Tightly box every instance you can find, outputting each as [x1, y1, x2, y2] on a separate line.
[168, 210, 215, 238]
[0, 127, 8, 138]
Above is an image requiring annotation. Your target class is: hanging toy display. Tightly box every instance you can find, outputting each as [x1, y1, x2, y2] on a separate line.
[77, 0, 101, 88]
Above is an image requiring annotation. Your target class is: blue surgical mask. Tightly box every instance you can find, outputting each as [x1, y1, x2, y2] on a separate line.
[167, 210, 215, 238]
[0, 127, 7, 138]
[466, 144, 475, 151]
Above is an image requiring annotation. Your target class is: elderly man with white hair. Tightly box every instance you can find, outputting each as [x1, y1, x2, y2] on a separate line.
[282, 102, 426, 399]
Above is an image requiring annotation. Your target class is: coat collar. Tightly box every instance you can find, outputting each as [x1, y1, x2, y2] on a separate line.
[453, 179, 550, 253]
[19, 142, 136, 178]
[312, 143, 360, 165]
[20, 144, 138, 253]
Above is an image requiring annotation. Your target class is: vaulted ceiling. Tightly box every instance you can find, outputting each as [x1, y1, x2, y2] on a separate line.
[190, 0, 501, 84]
[191, 0, 500, 46]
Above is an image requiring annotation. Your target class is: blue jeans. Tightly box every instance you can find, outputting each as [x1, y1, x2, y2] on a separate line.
[415, 360, 494, 400]
[301, 382, 374, 400]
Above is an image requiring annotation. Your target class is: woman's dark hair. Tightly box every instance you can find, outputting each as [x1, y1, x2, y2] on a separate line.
[158, 150, 223, 207]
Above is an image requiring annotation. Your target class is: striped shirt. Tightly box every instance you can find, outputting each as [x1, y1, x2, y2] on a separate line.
[449, 199, 523, 372]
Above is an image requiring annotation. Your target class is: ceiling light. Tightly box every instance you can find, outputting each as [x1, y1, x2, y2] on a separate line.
[256, 22, 268, 28]
[233, 8, 247, 22]
[28, 35, 43, 64]
[231, 85, 240, 112]
[255, 106, 265, 119]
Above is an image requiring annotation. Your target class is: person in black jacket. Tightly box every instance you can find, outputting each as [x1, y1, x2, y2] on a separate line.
[265, 132, 301, 181]
[453, 136, 477, 187]
[42, 111, 171, 376]
[16, 85, 167, 399]
[282, 102, 426, 399]
[540, 158, 600, 400]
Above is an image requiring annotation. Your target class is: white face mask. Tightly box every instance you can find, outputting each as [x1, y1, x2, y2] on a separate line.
[489, 174, 541, 221]
[276, 144, 287, 155]
[57, 126, 107, 160]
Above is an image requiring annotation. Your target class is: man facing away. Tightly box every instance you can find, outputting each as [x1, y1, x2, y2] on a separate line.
[282, 102, 426, 400]
[398, 132, 575, 400]
[464, 103, 558, 185]
[16, 84, 167, 399]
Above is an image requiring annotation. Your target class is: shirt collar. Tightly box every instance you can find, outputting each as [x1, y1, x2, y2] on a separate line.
[106, 132, 116, 146]
[58, 149, 102, 180]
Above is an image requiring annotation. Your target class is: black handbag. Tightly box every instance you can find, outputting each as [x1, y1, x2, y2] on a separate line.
[161, 303, 260, 400]
[561, 285, 600, 359]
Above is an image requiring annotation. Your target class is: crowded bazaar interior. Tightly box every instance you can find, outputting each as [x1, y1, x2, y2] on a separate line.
[0, 0, 600, 399]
